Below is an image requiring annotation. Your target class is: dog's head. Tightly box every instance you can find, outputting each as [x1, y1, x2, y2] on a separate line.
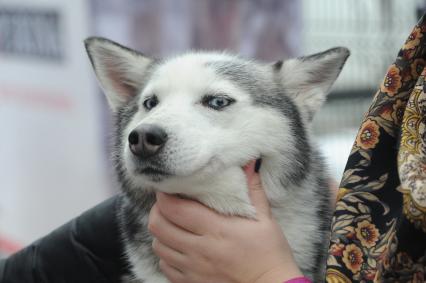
[85, 37, 349, 193]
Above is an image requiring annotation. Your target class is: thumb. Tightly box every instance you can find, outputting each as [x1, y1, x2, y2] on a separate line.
[243, 159, 272, 218]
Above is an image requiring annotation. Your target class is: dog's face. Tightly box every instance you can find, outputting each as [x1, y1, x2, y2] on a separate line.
[85, 38, 349, 191]
[122, 56, 273, 182]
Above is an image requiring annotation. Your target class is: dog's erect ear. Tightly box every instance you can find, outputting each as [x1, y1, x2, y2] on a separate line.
[84, 37, 154, 111]
[274, 47, 350, 122]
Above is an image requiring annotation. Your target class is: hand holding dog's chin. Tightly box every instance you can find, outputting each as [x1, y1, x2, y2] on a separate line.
[148, 160, 303, 283]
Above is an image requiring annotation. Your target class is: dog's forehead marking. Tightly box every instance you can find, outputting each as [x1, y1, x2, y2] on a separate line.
[151, 53, 270, 96]
[144, 53, 255, 99]
[151, 53, 232, 85]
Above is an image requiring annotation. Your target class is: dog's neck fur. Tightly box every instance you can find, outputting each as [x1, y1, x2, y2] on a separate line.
[146, 165, 255, 217]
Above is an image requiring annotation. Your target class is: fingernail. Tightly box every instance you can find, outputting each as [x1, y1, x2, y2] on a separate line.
[254, 158, 262, 173]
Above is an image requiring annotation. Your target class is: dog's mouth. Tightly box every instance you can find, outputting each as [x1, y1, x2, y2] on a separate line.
[130, 155, 220, 183]
[139, 166, 171, 176]
[136, 166, 172, 182]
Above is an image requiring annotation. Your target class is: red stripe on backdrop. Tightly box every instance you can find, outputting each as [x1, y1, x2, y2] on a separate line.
[0, 235, 22, 254]
[0, 85, 74, 112]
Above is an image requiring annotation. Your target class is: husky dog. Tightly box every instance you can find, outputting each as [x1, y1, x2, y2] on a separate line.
[85, 37, 349, 283]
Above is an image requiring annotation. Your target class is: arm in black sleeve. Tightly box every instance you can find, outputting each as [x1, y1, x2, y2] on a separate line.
[0, 195, 129, 283]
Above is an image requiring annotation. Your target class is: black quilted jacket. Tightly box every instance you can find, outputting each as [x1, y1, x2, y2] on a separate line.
[0, 196, 128, 283]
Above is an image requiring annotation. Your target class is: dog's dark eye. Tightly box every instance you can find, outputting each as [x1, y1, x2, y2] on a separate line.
[143, 96, 158, 110]
[202, 95, 235, 110]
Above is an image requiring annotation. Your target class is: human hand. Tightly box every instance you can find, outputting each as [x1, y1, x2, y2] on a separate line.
[148, 160, 303, 283]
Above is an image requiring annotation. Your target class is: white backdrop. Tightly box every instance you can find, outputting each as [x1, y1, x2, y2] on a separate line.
[0, 0, 112, 246]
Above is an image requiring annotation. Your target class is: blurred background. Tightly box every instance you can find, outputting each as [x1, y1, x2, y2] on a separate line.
[0, 0, 424, 257]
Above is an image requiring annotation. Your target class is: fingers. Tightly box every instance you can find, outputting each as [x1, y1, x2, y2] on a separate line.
[152, 238, 186, 270]
[148, 203, 198, 252]
[159, 259, 185, 283]
[243, 159, 272, 218]
[155, 192, 220, 235]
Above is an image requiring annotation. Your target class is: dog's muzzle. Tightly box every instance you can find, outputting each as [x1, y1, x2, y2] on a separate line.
[128, 124, 168, 158]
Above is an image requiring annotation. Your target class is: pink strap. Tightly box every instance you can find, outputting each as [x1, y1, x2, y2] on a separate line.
[284, 276, 312, 283]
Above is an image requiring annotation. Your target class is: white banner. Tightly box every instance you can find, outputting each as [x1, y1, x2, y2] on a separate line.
[0, 0, 112, 246]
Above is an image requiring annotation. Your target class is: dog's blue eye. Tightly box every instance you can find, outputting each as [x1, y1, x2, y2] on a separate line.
[203, 95, 235, 110]
[143, 96, 158, 110]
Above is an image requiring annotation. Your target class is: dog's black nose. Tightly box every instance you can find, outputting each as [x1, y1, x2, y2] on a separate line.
[128, 125, 168, 158]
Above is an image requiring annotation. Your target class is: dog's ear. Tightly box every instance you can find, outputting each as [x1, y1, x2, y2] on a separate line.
[274, 47, 349, 122]
[84, 37, 154, 111]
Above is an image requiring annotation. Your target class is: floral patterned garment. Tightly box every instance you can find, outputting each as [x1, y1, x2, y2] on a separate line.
[325, 14, 426, 283]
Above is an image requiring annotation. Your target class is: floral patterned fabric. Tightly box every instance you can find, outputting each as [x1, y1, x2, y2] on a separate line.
[325, 14, 426, 283]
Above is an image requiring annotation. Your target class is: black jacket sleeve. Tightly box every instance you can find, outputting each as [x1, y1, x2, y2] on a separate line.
[0, 195, 129, 283]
